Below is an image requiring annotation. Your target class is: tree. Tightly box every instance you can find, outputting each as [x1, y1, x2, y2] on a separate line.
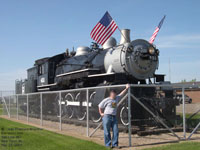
[190, 78, 197, 82]
[181, 79, 187, 83]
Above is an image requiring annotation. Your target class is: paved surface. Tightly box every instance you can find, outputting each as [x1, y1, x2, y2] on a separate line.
[176, 103, 200, 114]
[1, 115, 200, 150]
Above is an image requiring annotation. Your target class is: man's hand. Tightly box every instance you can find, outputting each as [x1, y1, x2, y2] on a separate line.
[100, 113, 104, 117]
[99, 107, 104, 117]
[126, 84, 130, 89]
[118, 83, 130, 97]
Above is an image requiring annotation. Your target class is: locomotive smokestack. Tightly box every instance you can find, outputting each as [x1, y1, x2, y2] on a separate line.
[120, 29, 131, 44]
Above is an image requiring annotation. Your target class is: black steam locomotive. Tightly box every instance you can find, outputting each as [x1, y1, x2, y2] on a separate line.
[16, 29, 179, 126]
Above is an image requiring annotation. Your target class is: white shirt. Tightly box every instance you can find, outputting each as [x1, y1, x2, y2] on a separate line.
[98, 96, 120, 116]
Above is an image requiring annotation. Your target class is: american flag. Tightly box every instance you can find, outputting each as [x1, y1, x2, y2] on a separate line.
[149, 15, 166, 44]
[90, 11, 118, 45]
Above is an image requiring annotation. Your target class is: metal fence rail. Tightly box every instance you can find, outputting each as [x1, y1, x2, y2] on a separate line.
[0, 91, 15, 97]
[1, 84, 200, 147]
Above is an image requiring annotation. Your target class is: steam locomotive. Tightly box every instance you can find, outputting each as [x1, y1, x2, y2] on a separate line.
[16, 29, 179, 126]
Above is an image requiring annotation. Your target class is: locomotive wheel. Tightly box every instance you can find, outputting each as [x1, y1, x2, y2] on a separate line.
[64, 93, 74, 119]
[120, 104, 129, 126]
[90, 92, 101, 123]
[75, 92, 86, 121]
[54, 94, 61, 117]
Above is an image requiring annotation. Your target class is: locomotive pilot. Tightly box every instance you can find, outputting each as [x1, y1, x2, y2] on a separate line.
[98, 84, 130, 148]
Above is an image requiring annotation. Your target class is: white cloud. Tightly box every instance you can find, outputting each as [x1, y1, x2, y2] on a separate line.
[156, 34, 200, 49]
[0, 69, 27, 91]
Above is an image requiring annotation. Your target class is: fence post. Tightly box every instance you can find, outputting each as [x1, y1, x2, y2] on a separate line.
[0, 92, 2, 116]
[128, 87, 132, 147]
[17, 95, 18, 120]
[27, 94, 29, 123]
[0, 91, 1, 103]
[59, 92, 62, 131]
[182, 87, 186, 139]
[40, 93, 43, 126]
[9, 96, 11, 118]
[86, 89, 89, 137]
[2, 97, 10, 117]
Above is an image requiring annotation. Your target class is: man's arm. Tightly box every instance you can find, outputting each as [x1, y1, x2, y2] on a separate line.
[118, 84, 130, 97]
[99, 107, 104, 117]
[98, 98, 107, 117]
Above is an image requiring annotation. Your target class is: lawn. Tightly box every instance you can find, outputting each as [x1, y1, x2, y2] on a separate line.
[143, 142, 200, 150]
[183, 113, 200, 120]
[0, 118, 107, 150]
[178, 113, 200, 128]
[0, 118, 200, 150]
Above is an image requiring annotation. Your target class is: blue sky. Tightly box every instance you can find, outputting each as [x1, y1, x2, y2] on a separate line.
[0, 0, 200, 90]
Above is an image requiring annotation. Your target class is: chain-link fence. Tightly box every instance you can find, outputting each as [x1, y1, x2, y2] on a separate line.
[0, 91, 15, 96]
[0, 91, 15, 117]
[180, 87, 200, 140]
[1, 85, 200, 147]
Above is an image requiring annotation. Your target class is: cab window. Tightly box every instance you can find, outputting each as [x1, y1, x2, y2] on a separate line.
[38, 65, 44, 75]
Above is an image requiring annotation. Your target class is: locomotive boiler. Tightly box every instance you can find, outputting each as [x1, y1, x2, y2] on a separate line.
[16, 29, 179, 126]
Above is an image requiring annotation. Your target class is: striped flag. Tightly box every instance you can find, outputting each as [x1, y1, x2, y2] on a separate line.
[90, 11, 118, 45]
[149, 15, 166, 44]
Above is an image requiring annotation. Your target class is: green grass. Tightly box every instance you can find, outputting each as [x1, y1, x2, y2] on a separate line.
[0, 118, 200, 150]
[184, 113, 200, 119]
[178, 113, 200, 128]
[0, 118, 107, 150]
[143, 142, 200, 150]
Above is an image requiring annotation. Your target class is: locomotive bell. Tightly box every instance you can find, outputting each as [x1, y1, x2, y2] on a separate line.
[103, 37, 117, 49]
[75, 46, 90, 56]
[120, 29, 131, 44]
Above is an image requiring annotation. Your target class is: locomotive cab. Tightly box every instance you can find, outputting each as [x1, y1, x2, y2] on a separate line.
[35, 57, 49, 91]
[35, 53, 65, 92]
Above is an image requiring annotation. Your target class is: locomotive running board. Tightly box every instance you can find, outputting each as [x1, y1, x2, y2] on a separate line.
[37, 83, 57, 88]
[37, 88, 50, 91]
[56, 68, 99, 77]
[88, 72, 114, 77]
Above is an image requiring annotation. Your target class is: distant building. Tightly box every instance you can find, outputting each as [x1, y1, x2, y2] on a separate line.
[173, 81, 200, 89]
[173, 81, 200, 103]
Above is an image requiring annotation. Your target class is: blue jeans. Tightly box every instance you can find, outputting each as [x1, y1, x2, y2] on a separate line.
[102, 114, 119, 147]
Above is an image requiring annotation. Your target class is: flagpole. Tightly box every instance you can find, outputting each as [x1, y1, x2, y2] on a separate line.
[111, 15, 129, 43]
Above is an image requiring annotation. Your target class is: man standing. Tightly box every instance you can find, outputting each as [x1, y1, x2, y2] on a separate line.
[98, 84, 130, 148]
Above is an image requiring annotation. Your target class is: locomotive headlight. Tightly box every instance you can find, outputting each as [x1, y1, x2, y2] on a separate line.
[148, 47, 155, 55]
